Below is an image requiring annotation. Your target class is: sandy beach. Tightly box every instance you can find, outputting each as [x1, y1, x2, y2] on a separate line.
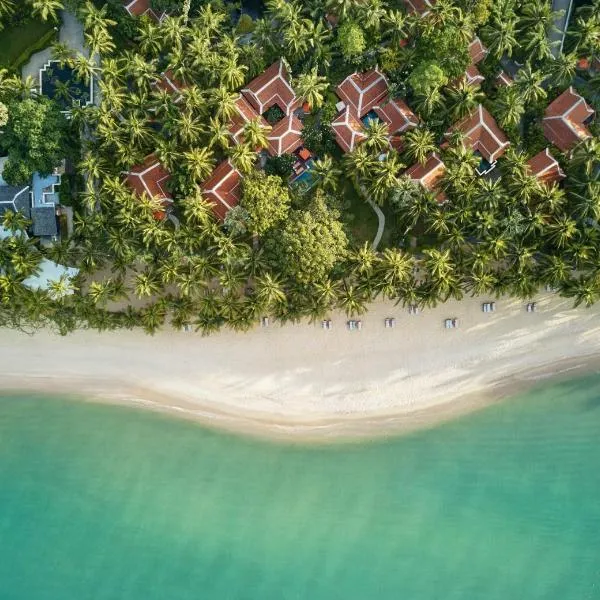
[1, 291, 600, 441]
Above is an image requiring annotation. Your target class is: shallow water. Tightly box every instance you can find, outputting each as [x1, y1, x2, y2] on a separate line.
[1, 376, 599, 599]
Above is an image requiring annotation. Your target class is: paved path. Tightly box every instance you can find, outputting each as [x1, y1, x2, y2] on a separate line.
[550, 0, 574, 57]
[22, 10, 86, 82]
[366, 196, 385, 250]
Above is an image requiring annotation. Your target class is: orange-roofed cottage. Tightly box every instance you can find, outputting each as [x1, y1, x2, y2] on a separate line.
[445, 105, 510, 175]
[123, 0, 168, 22]
[124, 154, 172, 219]
[542, 87, 594, 152]
[332, 107, 368, 153]
[201, 160, 243, 222]
[404, 153, 447, 202]
[526, 148, 565, 185]
[336, 69, 388, 120]
[463, 38, 488, 86]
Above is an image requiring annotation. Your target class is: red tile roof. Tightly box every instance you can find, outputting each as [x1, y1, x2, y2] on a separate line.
[201, 160, 243, 221]
[403, 0, 435, 15]
[468, 38, 488, 64]
[543, 87, 594, 152]
[445, 105, 510, 163]
[374, 98, 418, 134]
[125, 154, 172, 200]
[405, 152, 446, 193]
[229, 95, 270, 145]
[266, 114, 303, 156]
[123, 0, 167, 21]
[154, 70, 185, 99]
[464, 65, 485, 86]
[336, 69, 389, 118]
[332, 106, 367, 153]
[496, 71, 514, 87]
[241, 60, 299, 116]
[526, 148, 565, 185]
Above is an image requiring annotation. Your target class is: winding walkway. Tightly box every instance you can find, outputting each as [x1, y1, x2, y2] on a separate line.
[366, 197, 385, 250]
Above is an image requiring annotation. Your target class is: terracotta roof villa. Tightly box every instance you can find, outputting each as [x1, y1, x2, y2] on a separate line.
[201, 160, 243, 221]
[463, 38, 488, 86]
[445, 105, 510, 174]
[267, 114, 304, 156]
[332, 106, 368, 153]
[123, 0, 167, 22]
[526, 148, 566, 185]
[404, 153, 447, 202]
[374, 98, 419, 135]
[542, 87, 594, 152]
[241, 60, 300, 117]
[336, 69, 388, 118]
[124, 154, 172, 219]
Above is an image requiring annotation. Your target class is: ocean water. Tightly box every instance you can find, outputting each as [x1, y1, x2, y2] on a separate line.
[1, 377, 599, 600]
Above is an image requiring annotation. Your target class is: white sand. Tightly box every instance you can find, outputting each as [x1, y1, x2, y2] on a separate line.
[1, 292, 600, 440]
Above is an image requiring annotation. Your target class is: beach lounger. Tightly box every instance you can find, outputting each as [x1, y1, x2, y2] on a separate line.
[347, 320, 355, 330]
[445, 318, 453, 329]
[261, 316, 269, 327]
[356, 320, 362, 330]
[389, 318, 396, 328]
[452, 318, 459, 328]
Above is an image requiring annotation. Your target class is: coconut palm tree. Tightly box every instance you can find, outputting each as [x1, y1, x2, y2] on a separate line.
[403, 128, 436, 166]
[212, 87, 239, 122]
[369, 154, 404, 204]
[312, 155, 341, 192]
[446, 80, 484, 121]
[545, 53, 578, 88]
[481, 14, 519, 58]
[514, 63, 547, 104]
[493, 86, 525, 129]
[29, 0, 63, 22]
[243, 117, 271, 150]
[183, 147, 215, 183]
[220, 56, 248, 90]
[229, 143, 257, 174]
[294, 68, 329, 110]
[570, 138, 600, 177]
[343, 146, 377, 183]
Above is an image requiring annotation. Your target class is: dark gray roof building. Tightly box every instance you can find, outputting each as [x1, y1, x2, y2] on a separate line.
[0, 185, 31, 219]
[31, 206, 58, 237]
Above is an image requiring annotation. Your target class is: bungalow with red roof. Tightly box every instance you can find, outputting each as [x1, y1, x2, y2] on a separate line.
[404, 153, 447, 203]
[124, 154, 172, 219]
[123, 0, 167, 22]
[542, 87, 594, 152]
[526, 148, 565, 185]
[154, 70, 185, 100]
[374, 98, 418, 135]
[229, 96, 270, 146]
[241, 60, 300, 118]
[336, 69, 388, 119]
[403, 0, 435, 15]
[495, 71, 514, 88]
[463, 38, 488, 86]
[332, 106, 367, 153]
[445, 105, 510, 174]
[267, 114, 304, 156]
[201, 160, 243, 221]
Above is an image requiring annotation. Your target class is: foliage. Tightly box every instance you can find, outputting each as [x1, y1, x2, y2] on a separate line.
[264, 104, 285, 124]
[408, 61, 448, 96]
[337, 21, 365, 60]
[264, 154, 295, 178]
[0, 97, 69, 185]
[241, 172, 291, 236]
[236, 13, 254, 34]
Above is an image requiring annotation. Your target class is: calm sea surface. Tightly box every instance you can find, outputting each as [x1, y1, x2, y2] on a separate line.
[1, 376, 599, 600]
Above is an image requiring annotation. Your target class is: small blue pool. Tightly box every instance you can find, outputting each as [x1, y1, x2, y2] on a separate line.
[40, 60, 93, 112]
[475, 153, 495, 175]
[292, 159, 318, 190]
[361, 110, 380, 126]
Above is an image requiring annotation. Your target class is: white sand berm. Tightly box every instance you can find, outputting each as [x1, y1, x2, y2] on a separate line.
[1, 292, 600, 441]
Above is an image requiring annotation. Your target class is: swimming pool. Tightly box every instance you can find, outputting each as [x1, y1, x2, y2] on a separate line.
[361, 109, 380, 126]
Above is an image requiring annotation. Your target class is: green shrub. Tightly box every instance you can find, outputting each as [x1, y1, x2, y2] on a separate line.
[236, 14, 254, 34]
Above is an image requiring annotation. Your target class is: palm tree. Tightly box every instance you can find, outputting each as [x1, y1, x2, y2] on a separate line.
[243, 117, 271, 150]
[338, 282, 368, 316]
[29, 0, 64, 22]
[255, 272, 287, 310]
[570, 138, 600, 177]
[545, 53, 578, 88]
[369, 154, 404, 204]
[212, 87, 239, 122]
[481, 14, 519, 58]
[343, 146, 376, 184]
[493, 86, 525, 129]
[546, 214, 578, 249]
[229, 143, 257, 174]
[294, 68, 329, 110]
[514, 63, 547, 104]
[207, 116, 231, 150]
[564, 274, 600, 307]
[445, 80, 484, 121]
[382, 9, 408, 46]
[134, 271, 162, 299]
[136, 20, 163, 57]
[183, 147, 216, 183]
[220, 56, 248, 90]
[364, 119, 390, 153]
[312, 156, 341, 192]
[403, 128, 436, 165]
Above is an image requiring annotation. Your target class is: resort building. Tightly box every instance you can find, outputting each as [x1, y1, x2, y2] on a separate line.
[266, 114, 304, 156]
[154, 70, 186, 100]
[229, 96, 270, 145]
[124, 154, 173, 219]
[201, 160, 243, 222]
[495, 71, 514, 87]
[336, 69, 388, 119]
[404, 153, 447, 202]
[542, 87, 594, 152]
[123, 0, 168, 22]
[332, 106, 368, 153]
[526, 148, 566, 185]
[445, 105, 510, 175]
[463, 38, 488, 86]
[374, 99, 419, 135]
[403, 0, 435, 16]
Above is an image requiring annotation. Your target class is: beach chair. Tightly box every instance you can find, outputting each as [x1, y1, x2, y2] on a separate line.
[490, 302, 496, 312]
[321, 320, 328, 329]
[356, 320, 362, 330]
[444, 318, 453, 329]
[389, 318, 396, 328]
[261, 316, 269, 327]
[347, 320, 355, 330]
[452, 318, 459, 328]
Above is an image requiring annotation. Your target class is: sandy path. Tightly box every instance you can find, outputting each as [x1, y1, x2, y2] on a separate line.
[1, 292, 599, 441]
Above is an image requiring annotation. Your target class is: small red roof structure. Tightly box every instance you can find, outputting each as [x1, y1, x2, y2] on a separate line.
[229, 95, 270, 145]
[125, 154, 172, 200]
[469, 38, 488, 64]
[201, 160, 243, 221]
[404, 153, 447, 202]
[496, 70, 514, 87]
[526, 148, 566, 185]
[332, 106, 367, 153]
[154, 70, 185, 99]
[445, 105, 510, 163]
[374, 98, 418, 134]
[543, 87, 594, 152]
[123, 0, 167, 22]
[267, 114, 304, 156]
[465, 65, 485, 86]
[241, 60, 299, 117]
[336, 69, 388, 118]
[403, 0, 435, 15]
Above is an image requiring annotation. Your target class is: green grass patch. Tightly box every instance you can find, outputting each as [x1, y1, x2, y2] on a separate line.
[341, 179, 380, 247]
[0, 19, 56, 69]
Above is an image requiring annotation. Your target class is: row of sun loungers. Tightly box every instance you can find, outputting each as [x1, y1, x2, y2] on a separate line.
[444, 318, 459, 329]
[482, 302, 496, 313]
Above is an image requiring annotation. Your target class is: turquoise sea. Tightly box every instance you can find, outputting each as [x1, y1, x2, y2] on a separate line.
[1, 376, 600, 600]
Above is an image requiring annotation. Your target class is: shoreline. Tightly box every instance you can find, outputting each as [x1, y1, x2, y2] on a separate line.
[2, 293, 600, 442]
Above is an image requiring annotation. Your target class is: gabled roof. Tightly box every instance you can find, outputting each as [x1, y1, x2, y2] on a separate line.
[125, 154, 172, 201]
[445, 105, 510, 163]
[201, 159, 242, 221]
[496, 71, 514, 87]
[0, 185, 30, 219]
[123, 0, 167, 21]
[374, 98, 418, 134]
[468, 38, 488, 64]
[154, 70, 185, 99]
[332, 106, 367, 153]
[266, 114, 303, 156]
[405, 153, 446, 189]
[526, 148, 566, 185]
[229, 95, 270, 145]
[465, 65, 485, 86]
[403, 0, 435, 15]
[241, 60, 299, 116]
[336, 69, 389, 118]
[31, 206, 58, 237]
[543, 87, 594, 152]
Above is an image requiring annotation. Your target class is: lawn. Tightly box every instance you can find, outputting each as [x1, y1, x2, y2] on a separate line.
[342, 179, 388, 247]
[0, 18, 56, 68]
